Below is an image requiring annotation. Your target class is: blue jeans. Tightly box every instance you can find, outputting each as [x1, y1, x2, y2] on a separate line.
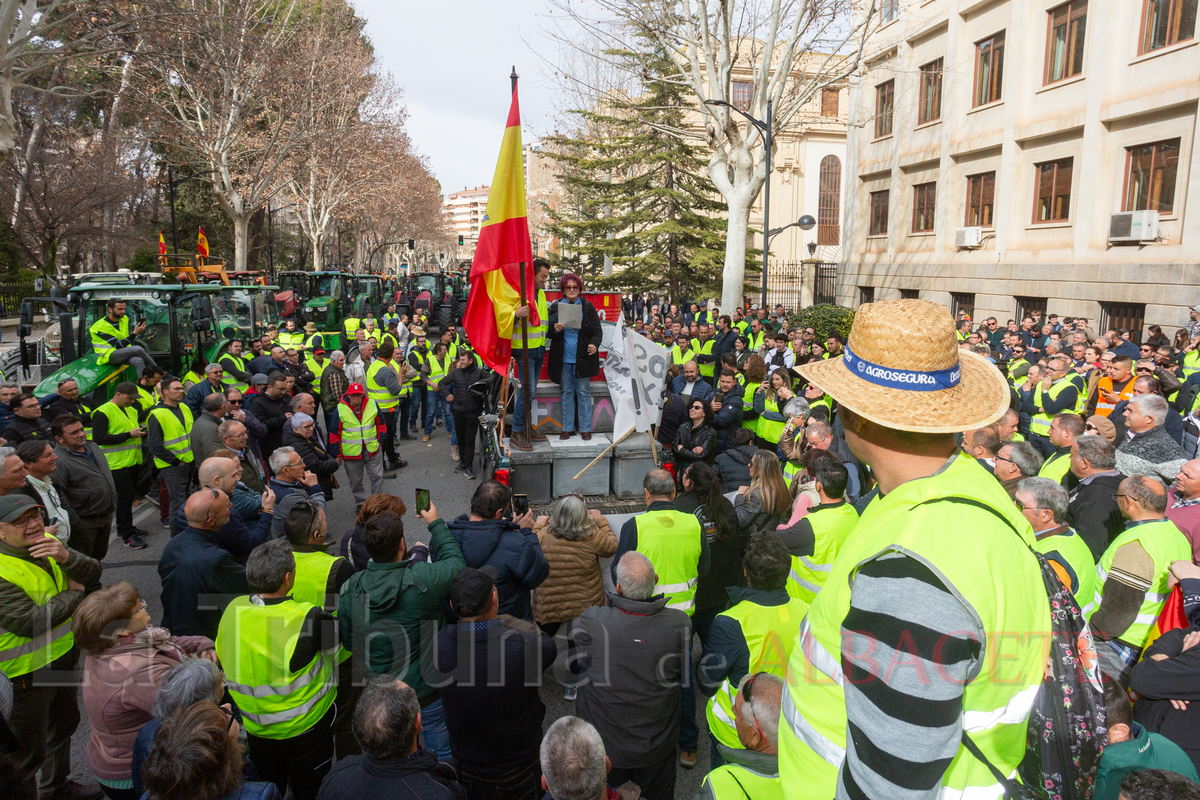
[560, 369, 592, 433]
[412, 386, 427, 429]
[419, 698, 452, 761]
[511, 347, 545, 433]
[679, 681, 698, 750]
[426, 395, 456, 444]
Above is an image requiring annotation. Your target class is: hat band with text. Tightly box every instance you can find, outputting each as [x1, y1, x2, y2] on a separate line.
[842, 344, 961, 391]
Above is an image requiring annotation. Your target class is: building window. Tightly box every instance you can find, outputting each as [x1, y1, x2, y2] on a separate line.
[950, 292, 976, 321]
[973, 32, 1005, 107]
[1141, 0, 1197, 54]
[859, 286, 876, 305]
[1046, 0, 1087, 84]
[918, 59, 943, 124]
[1034, 158, 1073, 223]
[731, 80, 754, 113]
[1099, 302, 1146, 344]
[821, 88, 839, 116]
[912, 182, 937, 233]
[880, 0, 900, 23]
[875, 80, 895, 139]
[1125, 138, 1180, 213]
[817, 156, 842, 245]
[1014, 296, 1048, 324]
[966, 172, 996, 227]
[868, 190, 890, 236]
[900, 289, 921, 300]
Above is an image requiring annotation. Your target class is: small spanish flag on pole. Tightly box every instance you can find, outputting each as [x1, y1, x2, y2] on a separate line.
[158, 231, 167, 256]
[197, 226, 210, 258]
[462, 79, 538, 373]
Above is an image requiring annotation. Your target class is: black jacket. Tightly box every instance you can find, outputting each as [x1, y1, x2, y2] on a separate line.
[711, 392, 743, 452]
[1131, 623, 1200, 775]
[247, 392, 291, 458]
[316, 750, 465, 800]
[433, 619, 555, 775]
[3, 415, 51, 446]
[656, 393, 686, 448]
[674, 421, 715, 465]
[547, 298, 603, 382]
[282, 429, 338, 499]
[674, 491, 746, 613]
[1067, 471, 1127, 560]
[158, 525, 249, 639]
[714, 444, 756, 493]
[439, 365, 486, 415]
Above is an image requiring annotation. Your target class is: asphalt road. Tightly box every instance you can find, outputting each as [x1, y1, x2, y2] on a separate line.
[65, 419, 713, 799]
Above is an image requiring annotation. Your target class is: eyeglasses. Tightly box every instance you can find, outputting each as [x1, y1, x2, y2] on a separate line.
[740, 673, 766, 738]
[7, 514, 43, 530]
[133, 599, 148, 614]
[1112, 494, 1128, 502]
[994, 455, 1015, 465]
[228, 399, 243, 405]
[1013, 499, 1049, 513]
[1085, 424, 1098, 432]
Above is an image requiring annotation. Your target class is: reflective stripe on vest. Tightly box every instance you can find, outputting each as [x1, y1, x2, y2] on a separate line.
[150, 405, 194, 468]
[1030, 377, 1074, 436]
[337, 399, 379, 458]
[672, 345, 696, 366]
[515, 289, 548, 350]
[365, 360, 397, 410]
[0, 536, 75, 677]
[705, 597, 807, 748]
[778, 453, 1050, 800]
[1095, 377, 1134, 416]
[1088, 519, 1192, 648]
[1183, 351, 1200, 379]
[90, 316, 130, 365]
[748, 331, 765, 351]
[1033, 528, 1097, 606]
[305, 357, 327, 384]
[344, 318, 361, 333]
[634, 511, 703, 616]
[786, 503, 860, 604]
[741, 384, 759, 431]
[757, 393, 785, 444]
[702, 763, 783, 800]
[94, 402, 143, 470]
[291, 550, 351, 663]
[696, 340, 716, 378]
[220, 354, 249, 393]
[215, 597, 335, 739]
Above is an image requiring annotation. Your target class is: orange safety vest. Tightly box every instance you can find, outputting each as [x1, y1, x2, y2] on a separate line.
[1095, 376, 1135, 417]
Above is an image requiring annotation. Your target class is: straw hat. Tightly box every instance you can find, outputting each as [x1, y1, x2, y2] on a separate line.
[304, 322, 318, 333]
[795, 299, 1009, 433]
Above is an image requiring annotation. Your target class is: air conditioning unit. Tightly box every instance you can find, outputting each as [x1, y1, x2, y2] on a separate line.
[1108, 210, 1159, 243]
[955, 226, 983, 249]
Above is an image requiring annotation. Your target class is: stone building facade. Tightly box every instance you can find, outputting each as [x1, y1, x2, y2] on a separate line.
[839, 0, 1200, 337]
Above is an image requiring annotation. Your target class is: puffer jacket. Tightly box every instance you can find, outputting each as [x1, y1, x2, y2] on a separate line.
[531, 516, 617, 625]
[734, 486, 788, 537]
[445, 515, 550, 622]
[81, 628, 214, 782]
[674, 421, 715, 466]
[714, 444, 756, 492]
[439, 364, 486, 415]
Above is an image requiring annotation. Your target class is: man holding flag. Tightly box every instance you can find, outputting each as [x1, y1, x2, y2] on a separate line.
[510, 258, 551, 450]
[461, 76, 540, 431]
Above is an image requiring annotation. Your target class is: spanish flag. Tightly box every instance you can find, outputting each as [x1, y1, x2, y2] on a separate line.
[158, 231, 167, 256]
[462, 81, 539, 373]
[197, 226, 210, 258]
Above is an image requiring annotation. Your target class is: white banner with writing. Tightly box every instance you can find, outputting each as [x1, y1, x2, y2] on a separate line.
[604, 316, 670, 440]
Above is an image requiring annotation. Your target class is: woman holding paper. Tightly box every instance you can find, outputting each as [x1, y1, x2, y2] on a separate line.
[548, 273, 603, 440]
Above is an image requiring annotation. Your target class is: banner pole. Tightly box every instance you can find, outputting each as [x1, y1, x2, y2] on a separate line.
[519, 261, 531, 443]
[572, 427, 635, 481]
[648, 430, 659, 467]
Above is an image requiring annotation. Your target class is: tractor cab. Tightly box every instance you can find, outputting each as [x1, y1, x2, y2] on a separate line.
[275, 270, 311, 317]
[351, 274, 384, 318]
[212, 285, 278, 343]
[304, 271, 351, 349]
[398, 271, 463, 333]
[19, 282, 221, 403]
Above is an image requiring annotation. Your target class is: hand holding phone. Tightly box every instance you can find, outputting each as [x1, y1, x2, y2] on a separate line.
[415, 488, 431, 514]
[512, 493, 530, 517]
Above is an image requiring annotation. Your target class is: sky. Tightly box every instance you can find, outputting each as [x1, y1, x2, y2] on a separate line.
[355, 0, 559, 199]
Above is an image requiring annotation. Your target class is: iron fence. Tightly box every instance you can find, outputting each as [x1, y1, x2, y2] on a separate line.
[754, 261, 839, 311]
[0, 284, 41, 318]
[814, 263, 837, 306]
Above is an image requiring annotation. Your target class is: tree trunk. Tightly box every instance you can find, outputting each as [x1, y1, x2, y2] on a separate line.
[9, 65, 60, 232]
[311, 233, 324, 270]
[721, 194, 752, 315]
[0, 73, 15, 168]
[232, 214, 252, 272]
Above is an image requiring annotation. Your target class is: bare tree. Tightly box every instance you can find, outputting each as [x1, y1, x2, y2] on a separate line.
[349, 150, 447, 274]
[545, 0, 880, 312]
[137, 0, 312, 271]
[283, 3, 407, 272]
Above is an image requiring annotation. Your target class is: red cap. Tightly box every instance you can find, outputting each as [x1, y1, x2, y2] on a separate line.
[347, 383, 365, 394]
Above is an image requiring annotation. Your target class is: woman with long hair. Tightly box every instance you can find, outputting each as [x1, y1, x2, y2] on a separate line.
[674, 398, 716, 467]
[734, 450, 793, 536]
[1174, 328, 1191, 353]
[338, 494, 410, 571]
[754, 367, 795, 449]
[739, 355, 768, 436]
[675, 462, 744, 647]
[1145, 325, 1169, 350]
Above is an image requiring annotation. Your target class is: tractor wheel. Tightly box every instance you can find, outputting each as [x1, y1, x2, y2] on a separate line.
[0, 342, 35, 385]
[436, 304, 453, 335]
[396, 303, 411, 321]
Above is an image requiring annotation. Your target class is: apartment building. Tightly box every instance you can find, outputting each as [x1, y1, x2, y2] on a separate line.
[443, 185, 490, 259]
[840, 0, 1200, 337]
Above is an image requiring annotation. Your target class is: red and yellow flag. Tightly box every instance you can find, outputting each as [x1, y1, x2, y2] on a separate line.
[197, 226, 210, 258]
[158, 231, 167, 256]
[462, 82, 538, 373]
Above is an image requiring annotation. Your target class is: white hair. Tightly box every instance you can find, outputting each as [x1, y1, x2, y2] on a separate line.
[737, 672, 783, 748]
[204, 363, 223, 375]
[539, 717, 607, 800]
[330, 350, 345, 362]
[615, 551, 656, 600]
[268, 446, 298, 473]
[1129, 393, 1168, 426]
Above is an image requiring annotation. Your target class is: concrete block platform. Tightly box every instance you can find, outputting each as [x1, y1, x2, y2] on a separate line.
[513, 381, 614, 434]
[507, 433, 613, 502]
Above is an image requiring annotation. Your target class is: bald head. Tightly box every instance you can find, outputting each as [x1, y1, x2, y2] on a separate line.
[682, 361, 699, 382]
[1175, 459, 1200, 500]
[1118, 475, 1167, 520]
[184, 488, 231, 530]
[198, 456, 240, 492]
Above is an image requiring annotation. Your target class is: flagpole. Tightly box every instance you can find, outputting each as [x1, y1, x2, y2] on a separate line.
[512, 66, 533, 449]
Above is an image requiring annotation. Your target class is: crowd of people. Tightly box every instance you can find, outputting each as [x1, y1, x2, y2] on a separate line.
[4, 281, 1200, 800]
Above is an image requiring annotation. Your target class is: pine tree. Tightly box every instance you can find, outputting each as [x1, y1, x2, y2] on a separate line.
[542, 49, 757, 302]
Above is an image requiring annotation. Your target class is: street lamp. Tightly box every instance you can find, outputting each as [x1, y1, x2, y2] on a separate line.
[769, 214, 817, 243]
[703, 97, 774, 308]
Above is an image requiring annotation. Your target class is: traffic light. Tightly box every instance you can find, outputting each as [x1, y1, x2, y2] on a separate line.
[458, 235, 464, 246]
[407, 239, 414, 250]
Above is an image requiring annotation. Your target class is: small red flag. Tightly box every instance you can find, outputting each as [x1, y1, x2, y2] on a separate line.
[158, 231, 167, 256]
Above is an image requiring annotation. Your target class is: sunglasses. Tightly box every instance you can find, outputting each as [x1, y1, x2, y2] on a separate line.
[1013, 499, 1049, 513]
[1085, 424, 1098, 432]
[228, 399, 243, 405]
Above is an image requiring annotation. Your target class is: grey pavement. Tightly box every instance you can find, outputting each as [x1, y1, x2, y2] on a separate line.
[65, 417, 712, 798]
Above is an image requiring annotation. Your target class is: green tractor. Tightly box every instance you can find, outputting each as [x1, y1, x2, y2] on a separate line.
[350, 274, 385, 320]
[14, 278, 279, 404]
[272, 270, 353, 350]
